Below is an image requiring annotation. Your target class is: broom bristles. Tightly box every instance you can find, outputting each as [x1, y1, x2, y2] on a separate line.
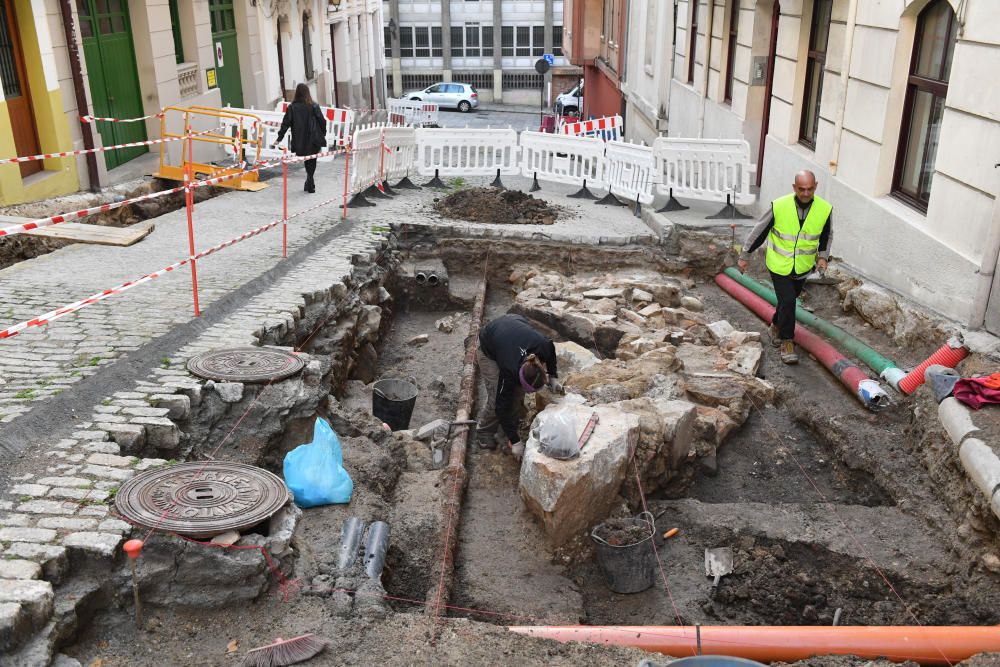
[240, 634, 331, 667]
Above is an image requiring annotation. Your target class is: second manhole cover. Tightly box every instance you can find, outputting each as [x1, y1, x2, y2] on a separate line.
[186, 347, 305, 383]
[114, 462, 291, 538]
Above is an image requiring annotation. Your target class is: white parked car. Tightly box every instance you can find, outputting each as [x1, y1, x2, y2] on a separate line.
[405, 82, 479, 112]
[555, 81, 584, 115]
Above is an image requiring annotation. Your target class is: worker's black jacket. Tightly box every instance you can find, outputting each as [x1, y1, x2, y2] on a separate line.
[479, 314, 558, 443]
[276, 101, 326, 157]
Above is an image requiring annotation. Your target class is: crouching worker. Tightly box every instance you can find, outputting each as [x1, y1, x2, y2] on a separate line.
[476, 314, 562, 459]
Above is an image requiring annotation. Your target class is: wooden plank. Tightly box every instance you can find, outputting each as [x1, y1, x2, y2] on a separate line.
[0, 216, 154, 246]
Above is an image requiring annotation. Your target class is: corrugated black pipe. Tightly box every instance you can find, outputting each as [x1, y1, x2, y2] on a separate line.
[57, 0, 100, 192]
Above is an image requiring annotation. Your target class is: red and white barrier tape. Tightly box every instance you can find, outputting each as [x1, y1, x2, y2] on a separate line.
[0, 126, 226, 165]
[0, 184, 188, 238]
[0, 147, 345, 239]
[0, 193, 346, 339]
[0, 260, 189, 339]
[81, 112, 164, 124]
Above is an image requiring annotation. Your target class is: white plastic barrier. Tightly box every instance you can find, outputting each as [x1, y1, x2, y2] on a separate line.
[387, 98, 439, 127]
[604, 141, 656, 204]
[560, 115, 623, 142]
[348, 125, 384, 195]
[220, 108, 287, 162]
[381, 126, 417, 182]
[653, 137, 756, 205]
[276, 102, 355, 147]
[413, 128, 520, 177]
[519, 131, 607, 191]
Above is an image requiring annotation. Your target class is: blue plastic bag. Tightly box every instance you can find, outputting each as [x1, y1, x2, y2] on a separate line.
[283, 417, 353, 507]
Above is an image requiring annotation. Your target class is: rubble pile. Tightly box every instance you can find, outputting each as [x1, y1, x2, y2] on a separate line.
[510, 269, 774, 543]
[433, 188, 558, 225]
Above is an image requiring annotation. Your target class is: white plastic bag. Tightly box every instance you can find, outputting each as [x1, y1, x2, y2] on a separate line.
[537, 407, 579, 460]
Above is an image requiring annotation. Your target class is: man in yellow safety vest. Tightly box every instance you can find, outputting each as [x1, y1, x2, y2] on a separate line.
[737, 170, 833, 364]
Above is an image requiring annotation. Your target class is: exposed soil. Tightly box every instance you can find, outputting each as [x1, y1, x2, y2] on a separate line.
[593, 518, 653, 546]
[58, 250, 1000, 667]
[0, 176, 233, 270]
[433, 188, 559, 225]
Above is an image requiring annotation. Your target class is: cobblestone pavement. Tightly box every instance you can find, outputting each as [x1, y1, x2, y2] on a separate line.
[0, 210, 387, 664]
[0, 159, 351, 424]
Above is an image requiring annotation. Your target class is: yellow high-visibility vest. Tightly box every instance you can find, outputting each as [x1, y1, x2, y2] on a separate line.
[765, 194, 832, 276]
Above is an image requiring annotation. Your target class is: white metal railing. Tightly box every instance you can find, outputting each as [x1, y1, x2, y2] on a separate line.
[178, 63, 199, 99]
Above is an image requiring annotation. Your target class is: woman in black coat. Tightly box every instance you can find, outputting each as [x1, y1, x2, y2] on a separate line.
[275, 83, 327, 193]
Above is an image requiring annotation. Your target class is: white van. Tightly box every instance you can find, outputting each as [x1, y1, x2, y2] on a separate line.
[555, 81, 583, 115]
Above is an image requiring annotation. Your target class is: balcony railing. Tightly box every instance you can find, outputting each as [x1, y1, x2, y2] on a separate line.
[178, 63, 199, 99]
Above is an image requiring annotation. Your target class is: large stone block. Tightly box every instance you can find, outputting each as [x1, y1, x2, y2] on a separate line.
[3, 544, 68, 583]
[0, 560, 41, 580]
[0, 579, 53, 652]
[130, 416, 181, 450]
[612, 397, 698, 502]
[519, 404, 640, 546]
[356, 305, 382, 343]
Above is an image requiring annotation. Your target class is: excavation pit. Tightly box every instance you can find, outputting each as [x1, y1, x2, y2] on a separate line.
[60, 238, 1000, 666]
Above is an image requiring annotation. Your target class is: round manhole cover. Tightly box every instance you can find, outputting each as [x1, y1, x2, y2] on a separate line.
[186, 347, 305, 384]
[114, 462, 291, 538]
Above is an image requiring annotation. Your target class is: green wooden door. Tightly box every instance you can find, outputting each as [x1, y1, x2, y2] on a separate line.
[77, 0, 147, 170]
[210, 0, 243, 107]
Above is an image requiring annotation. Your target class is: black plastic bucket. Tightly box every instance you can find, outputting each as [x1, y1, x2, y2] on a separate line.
[372, 377, 418, 431]
[591, 512, 657, 594]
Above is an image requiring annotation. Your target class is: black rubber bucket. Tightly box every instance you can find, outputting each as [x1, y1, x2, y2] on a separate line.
[372, 377, 418, 431]
[591, 512, 657, 594]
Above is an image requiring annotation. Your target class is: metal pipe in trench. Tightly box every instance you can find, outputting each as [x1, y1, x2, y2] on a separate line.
[424, 275, 488, 617]
[508, 625, 1000, 665]
[715, 273, 889, 411]
[721, 268, 905, 389]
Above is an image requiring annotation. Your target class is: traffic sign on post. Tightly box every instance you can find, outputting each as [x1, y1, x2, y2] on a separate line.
[543, 53, 555, 66]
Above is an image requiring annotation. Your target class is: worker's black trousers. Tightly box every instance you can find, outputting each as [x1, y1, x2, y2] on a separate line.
[769, 271, 807, 341]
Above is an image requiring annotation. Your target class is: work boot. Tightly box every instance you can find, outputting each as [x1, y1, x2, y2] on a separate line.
[767, 324, 781, 348]
[780, 340, 799, 365]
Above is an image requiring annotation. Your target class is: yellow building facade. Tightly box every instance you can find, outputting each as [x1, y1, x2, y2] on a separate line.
[0, 0, 80, 205]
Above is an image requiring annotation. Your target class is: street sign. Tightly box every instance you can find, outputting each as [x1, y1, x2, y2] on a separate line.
[534, 58, 550, 75]
[543, 53, 555, 65]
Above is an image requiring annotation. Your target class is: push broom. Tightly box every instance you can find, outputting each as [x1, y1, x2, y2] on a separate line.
[240, 634, 331, 667]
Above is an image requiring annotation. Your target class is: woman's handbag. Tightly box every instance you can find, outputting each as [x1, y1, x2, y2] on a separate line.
[310, 103, 327, 151]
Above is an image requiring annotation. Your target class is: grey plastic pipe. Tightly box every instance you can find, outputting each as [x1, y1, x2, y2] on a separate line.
[363, 521, 390, 579]
[337, 517, 366, 571]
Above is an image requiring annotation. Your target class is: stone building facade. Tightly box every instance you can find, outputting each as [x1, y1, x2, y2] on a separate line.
[383, 0, 575, 106]
[622, 0, 1000, 333]
[0, 0, 385, 205]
